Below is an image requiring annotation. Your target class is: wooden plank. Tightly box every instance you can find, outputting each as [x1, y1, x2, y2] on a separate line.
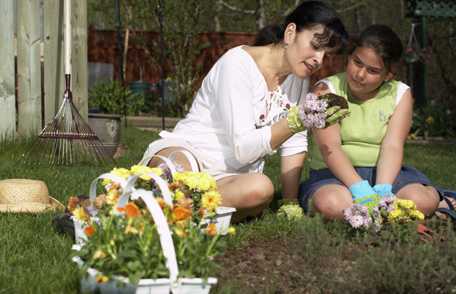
[0, 0, 16, 139]
[17, 0, 42, 136]
[43, 0, 64, 124]
[72, 0, 88, 120]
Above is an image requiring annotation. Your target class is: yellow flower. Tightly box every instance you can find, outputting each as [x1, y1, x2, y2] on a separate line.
[130, 165, 163, 180]
[72, 207, 89, 222]
[227, 226, 236, 235]
[174, 227, 188, 238]
[106, 189, 120, 206]
[174, 190, 185, 201]
[111, 167, 131, 179]
[396, 199, 416, 210]
[96, 274, 109, 284]
[388, 209, 403, 222]
[173, 172, 216, 191]
[201, 191, 222, 211]
[425, 116, 434, 125]
[410, 210, 425, 221]
[93, 250, 107, 260]
[101, 178, 112, 186]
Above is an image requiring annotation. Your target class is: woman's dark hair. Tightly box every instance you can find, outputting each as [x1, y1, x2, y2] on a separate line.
[253, 1, 348, 50]
[356, 24, 403, 67]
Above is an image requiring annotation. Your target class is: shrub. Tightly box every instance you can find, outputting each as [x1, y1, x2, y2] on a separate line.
[89, 81, 144, 115]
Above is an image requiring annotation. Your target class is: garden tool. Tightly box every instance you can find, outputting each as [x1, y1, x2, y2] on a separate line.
[32, 0, 110, 165]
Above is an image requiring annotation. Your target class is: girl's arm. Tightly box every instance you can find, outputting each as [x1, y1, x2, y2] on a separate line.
[313, 124, 362, 187]
[375, 89, 414, 184]
[280, 152, 306, 201]
[312, 83, 362, 187]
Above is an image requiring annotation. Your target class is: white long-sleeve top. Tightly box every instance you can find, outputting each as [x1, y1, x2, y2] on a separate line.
[159, 45, 309, 175]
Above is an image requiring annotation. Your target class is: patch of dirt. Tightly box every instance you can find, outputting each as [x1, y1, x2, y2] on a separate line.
[214, 237, 320, 294]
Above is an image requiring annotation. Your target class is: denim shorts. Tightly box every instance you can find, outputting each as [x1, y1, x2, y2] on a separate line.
[298, 166, 432, 212]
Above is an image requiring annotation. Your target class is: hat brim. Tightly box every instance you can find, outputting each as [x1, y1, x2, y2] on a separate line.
[0, 196, 65, 213]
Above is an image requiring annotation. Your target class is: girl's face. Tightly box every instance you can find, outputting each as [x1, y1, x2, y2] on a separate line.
[346, 46, 393, 100]
[284, 24, 327, 78]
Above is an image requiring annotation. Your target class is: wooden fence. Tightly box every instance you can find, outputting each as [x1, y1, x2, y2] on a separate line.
[0, 0, 87, 139]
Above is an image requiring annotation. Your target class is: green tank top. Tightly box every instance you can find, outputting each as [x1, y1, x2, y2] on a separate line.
[308, 73, 399, 170]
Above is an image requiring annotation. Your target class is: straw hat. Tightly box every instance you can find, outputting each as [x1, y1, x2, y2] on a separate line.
[0, 179, 65, 213]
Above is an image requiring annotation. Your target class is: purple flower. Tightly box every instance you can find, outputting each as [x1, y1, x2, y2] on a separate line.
[298, 93, 328, 129]
[378, 196, 396, 213]
[343, 204, 372, 229]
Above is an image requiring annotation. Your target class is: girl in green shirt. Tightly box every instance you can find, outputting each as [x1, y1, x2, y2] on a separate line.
[298, 25, 440, 219]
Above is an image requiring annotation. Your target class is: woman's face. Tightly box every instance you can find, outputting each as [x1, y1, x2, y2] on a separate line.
[284, 24, 327, 78]
[346, 46, 392, 100]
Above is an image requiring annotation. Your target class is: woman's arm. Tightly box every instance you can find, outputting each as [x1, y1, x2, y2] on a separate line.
[280, 152, 306, 201]
[375, 89, 414, 184]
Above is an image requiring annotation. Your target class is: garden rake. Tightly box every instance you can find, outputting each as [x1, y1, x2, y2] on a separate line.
[32, 0, 110, 165]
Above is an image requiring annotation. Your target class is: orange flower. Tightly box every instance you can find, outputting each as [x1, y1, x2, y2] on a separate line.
[156, 197, 167, 209]
[125, 202, 141, 218]
[172, 206, 192, 221]
[206, 223, 217, 236]
[84, 225, 95, 237]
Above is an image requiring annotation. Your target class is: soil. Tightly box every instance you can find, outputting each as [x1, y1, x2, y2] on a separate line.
[214, 236, 322, 294]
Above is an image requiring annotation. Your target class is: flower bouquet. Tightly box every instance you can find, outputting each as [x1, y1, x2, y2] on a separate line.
[343, 196, 425, 232]
[69, 165, 236, 293]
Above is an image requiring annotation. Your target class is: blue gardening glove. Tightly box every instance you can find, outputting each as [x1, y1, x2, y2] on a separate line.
[373, 184, 393, 198]
[349, 180, 381, 209]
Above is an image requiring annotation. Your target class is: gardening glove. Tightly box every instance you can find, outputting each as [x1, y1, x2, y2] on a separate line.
[325, 105, 350, 127]
[373, 183, 393, 198]
[349, 180, 381, 209]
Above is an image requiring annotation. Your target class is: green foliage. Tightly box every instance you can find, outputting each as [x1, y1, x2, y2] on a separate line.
[89, 81, 144, 115]
[411, 102, 455, 138]
[1, 128, 456, 292]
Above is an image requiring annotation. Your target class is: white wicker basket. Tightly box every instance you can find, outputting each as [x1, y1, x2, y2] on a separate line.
[73, 171, 220, 293]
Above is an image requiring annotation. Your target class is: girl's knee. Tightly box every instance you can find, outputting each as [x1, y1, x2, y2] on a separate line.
[312, 185, 352, 219]
[397, 184, 439, 215]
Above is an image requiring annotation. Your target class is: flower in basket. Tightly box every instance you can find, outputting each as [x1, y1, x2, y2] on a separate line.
[343, 196, 425, 231]
[76, 201, 169, 284]
[70, 165, 235, 287]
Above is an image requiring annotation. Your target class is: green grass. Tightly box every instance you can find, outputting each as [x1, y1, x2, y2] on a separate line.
[1, 128, 455, 293]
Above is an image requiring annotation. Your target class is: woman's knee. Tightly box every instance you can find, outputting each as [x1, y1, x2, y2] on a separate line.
[312, 185, 352, 219]
[246, 174, 274, 205]
[397, 184, 439, 215]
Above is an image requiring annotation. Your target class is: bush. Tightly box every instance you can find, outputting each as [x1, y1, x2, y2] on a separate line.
[89, 81, 144, 115]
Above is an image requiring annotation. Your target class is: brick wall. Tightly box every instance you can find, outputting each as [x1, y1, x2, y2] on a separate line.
[88, 28, 345, 86]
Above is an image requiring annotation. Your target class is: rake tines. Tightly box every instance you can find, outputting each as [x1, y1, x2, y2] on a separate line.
[30, 76, 112, 166]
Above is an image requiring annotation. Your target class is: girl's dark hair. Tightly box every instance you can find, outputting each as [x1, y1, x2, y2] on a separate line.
[253, 1, 348, 50]
[356, 24, 403, 67]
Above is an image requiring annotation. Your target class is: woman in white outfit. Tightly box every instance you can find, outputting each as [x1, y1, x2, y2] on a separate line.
[141, 1, 348, 220]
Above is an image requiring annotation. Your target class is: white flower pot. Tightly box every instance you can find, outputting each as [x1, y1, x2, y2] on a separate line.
[74, 256, 171, 294]
[73, 218, 87, 244]
[172, 278, 218, 294]
[202, 206, 236, 235]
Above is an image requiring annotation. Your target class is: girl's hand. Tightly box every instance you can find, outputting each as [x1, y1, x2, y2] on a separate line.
[373, 183, 393, 197]
[349, 180, 381, 209]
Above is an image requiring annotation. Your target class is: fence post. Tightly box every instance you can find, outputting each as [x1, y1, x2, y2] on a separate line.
[72, 0, 88, 120]
[0, 0, 16, 139]
[17, 0, 42, 136]
[44, 0, 65, 124]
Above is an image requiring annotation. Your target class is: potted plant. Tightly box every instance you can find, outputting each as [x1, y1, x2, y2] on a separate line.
[88, 81, 145, 157]
[69, 165, 235, 293]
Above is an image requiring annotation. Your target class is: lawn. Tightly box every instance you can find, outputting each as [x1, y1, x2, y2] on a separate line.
[0, 127, 455, 293]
